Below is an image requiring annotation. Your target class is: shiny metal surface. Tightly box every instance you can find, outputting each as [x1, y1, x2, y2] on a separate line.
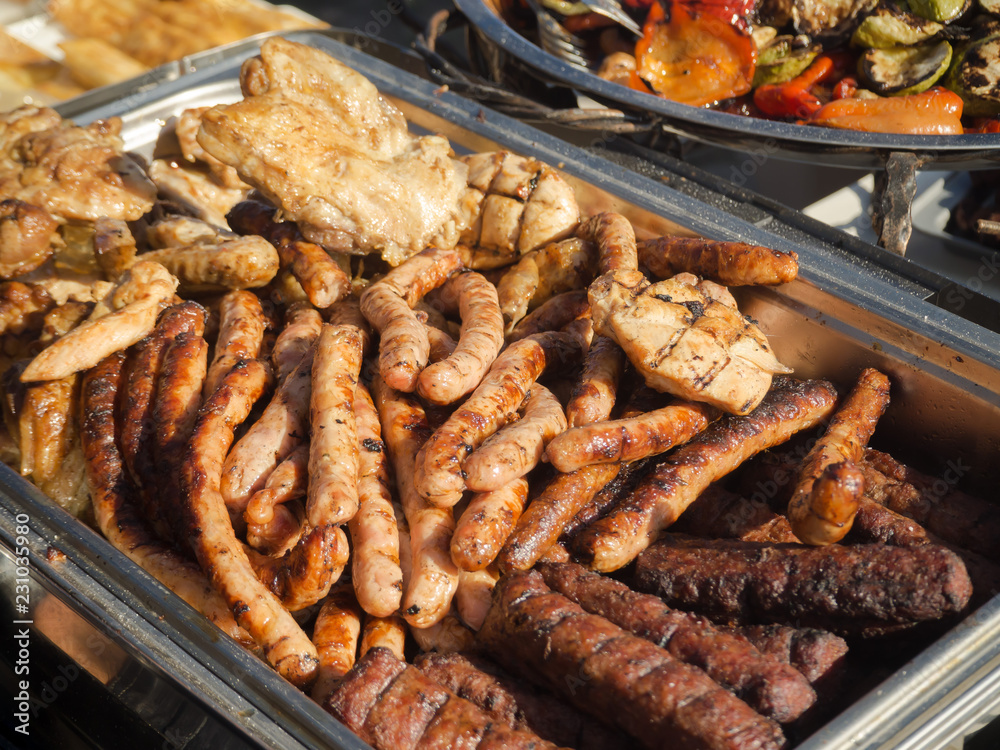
[10, 28, 1000, 749]
[456, 0, 1000, 170]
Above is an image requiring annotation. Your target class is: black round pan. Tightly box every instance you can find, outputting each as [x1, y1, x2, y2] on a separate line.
[456, 0, 1000, 170]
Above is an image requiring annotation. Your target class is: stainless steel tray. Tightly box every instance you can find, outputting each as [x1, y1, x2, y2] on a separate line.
[455, 0, 1000, 171]
[4, 27, 999, 749]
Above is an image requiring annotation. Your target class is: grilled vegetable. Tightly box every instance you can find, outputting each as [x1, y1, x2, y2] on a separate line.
[631, 1, 756, 107]
[792, 0, 878, 38]
[753, 35, 822, 86]
[754, 54, 840, 117]
[944, 31, 1000, 114]
[851, 3, 945, 48]
[860, 39, 953, 95]
[907, 0, 969, 22]
[808, 86, 964, 132]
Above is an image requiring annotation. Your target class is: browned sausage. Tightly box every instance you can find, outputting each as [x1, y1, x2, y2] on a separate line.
[577, 212, 637, 275]
[545, 399, 720, 473]
[788, 368, 890, 546]
[80, 351, 250, 649]
[359, 614, 407, 660]
[565, 334, 625, 428]
[507, 289, 589, 342]
[638, 236, 799, 286]
[574, 377, 839, 572]
[416, 271, 504, 405]
[270, 302, 322, 382]
[203, 290, 266, 397]
[310, 583, 363, 702]
[451, 479, 528, 571]
[180, 359, 319, 687]
[415, 332, 581, 508]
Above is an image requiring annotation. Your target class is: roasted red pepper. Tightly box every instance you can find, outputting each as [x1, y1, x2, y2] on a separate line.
[808, 87, 964, 135]
[631, 1, 755, 108]
[753, 55, 838, 119]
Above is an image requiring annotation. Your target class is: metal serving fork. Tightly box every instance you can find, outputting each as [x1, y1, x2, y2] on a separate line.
[523, 0, 591, 69]
[578, 0, 642, 35]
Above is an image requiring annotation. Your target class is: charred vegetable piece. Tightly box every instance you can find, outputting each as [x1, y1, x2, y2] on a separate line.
[907, 0, 968, 22]
[944, 33, 1000, 115]
[808, 86, 964, 133]
[754, 54, 838, 117]
[753, 36, 821, 86]
[851, 3, 944, 48]
[792, 0, 878, 38]
[861, 40, 952, 95]
[631, 1, 756, 107]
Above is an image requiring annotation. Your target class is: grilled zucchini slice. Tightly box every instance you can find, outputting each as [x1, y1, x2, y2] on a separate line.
[852, 3, 945, 47]
[945, 32, 1000, 114]
[861, 39, 953, 94]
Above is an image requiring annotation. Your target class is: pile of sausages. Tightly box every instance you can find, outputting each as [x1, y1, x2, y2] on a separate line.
[7, 192, 995, 749]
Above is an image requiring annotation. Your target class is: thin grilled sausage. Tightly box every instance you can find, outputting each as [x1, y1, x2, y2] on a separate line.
[507, 289, 589, 342]
[455, 567, 499, 630]
[574, 378, 839, 572]
[221, 344, 314, 515]
[577, 212, 637, 275]
[308, 323, 363, 527]
[788, 368, 891, 546]
[415, 332, 581, 508]
[464, 384, 566, 493]
[416, 271, 504, 405]
[245, 444, 310, 525]
[360, 614, 407, 660]
[565, 334, 625, 428]
[246, 499, 305, 556]
[204, 289, 266, 397]
[478, 570, 787, 750]
[180, 359, 319, 687]
[410, 611, 476, 654]
[638, 236, 799, 286]
[359, 246, 464, 392]
[271, 302, 323, 382]
[350, 383, 403, 617]
[310, 583, 363, 702]
[452, 479, 528, 572]
[372, 375, 459, 629]
[80, 351, 250, 649]
[546, 399, 720, 473]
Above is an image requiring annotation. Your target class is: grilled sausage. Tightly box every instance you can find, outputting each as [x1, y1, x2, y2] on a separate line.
[415, 331, 581, 508]
[537, 562, 816, 723]
[452, 479, 528, 572]
[350, 383, 403, 617]
[788, 368, 890, 546]
[577, 212, 637, 275]
[410, 611, 476, 654]
[673, 484, 800, 544]
[246, 499, 305, 556]
[574, 377, 839, 572]
[372, 375, 459, 628]
[310, 583, 363, 702]
[464, 384, 566, 492]
[455, 567, 499, 631]
[180, 359, 319, 687]
[478, 570, 787, 750]
[245, 444, 310, 526]
[565, 334, 625, 428]
[632, 535, 973, 635]
[270, 302, 322, 381]
[359, 614, 407, 660]
[307, 323, 363, 527]
[507, 289, 590, 342]
[638, 237, 799, 286]
[359, 246, 464, 392]
[80, 351, 250, 648]
[416, 271, 504, 405]
[203, 289, 266, 397]
[728, 625, 848, 692]
[546, 399, 719, 473]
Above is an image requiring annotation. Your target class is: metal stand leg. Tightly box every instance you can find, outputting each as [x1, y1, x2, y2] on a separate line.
[871, 151, 928, 256]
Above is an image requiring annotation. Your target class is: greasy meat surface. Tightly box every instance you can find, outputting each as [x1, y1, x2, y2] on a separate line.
[632, 535, 972, 636]
[197, 37, 473, 265]
[0, 106, 155, 222]
[589, 271, 791, 415]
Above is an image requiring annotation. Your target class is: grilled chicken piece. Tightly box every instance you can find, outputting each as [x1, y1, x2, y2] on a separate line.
[174, 107, 248, 189]
[0, 199, 60, 280]
[0, 106, 155, 222]
[590, 270, 791, 415]
[197, 37, 473, 266]
[148, 159, 249, 230]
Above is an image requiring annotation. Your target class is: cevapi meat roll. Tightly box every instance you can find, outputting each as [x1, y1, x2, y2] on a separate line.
[477, 570, 787, 750]
[323, 647, 561, 750]
[536, 562, 816, 724]
[632, 535, 972, 636]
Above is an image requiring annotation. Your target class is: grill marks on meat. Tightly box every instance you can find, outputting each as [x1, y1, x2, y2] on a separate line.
[479, 571, 786, 750]
[80, 350, 249, 647]
[179, 358, 320, 687]
[632, 535, 972, 636]
[637, 237, 799, 287]
[728, 625, 848, 693]
[324, 648, 560, 750]
[414, 652, 628, 750]
[537, 562, 816, 724]
[574, 378, 838, 572]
